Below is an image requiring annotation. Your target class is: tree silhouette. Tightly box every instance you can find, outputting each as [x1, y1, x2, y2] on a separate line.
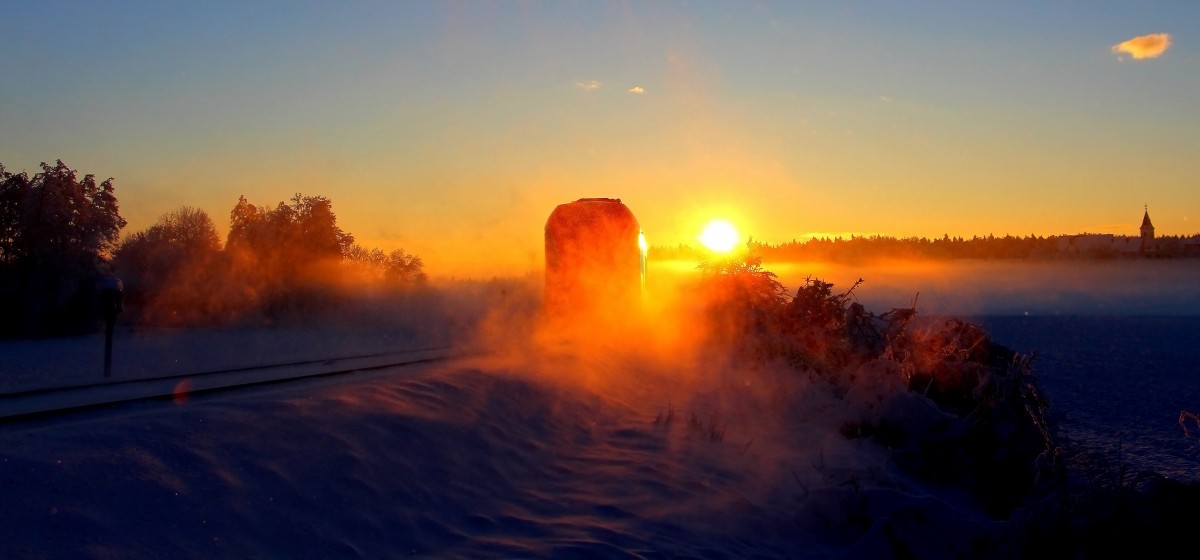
[227, 193, 353, 265]
[345, 245, 427, 286]
[291, 194, 354, 260]
[113, 206, 224, 326]
[2, 171, 428, 331]
[0, 161, 126, 336]
[384, 249, 426, 285]
[224, 193, 360, 319]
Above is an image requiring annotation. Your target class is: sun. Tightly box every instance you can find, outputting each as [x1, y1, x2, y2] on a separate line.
[698, 219, 740, 253]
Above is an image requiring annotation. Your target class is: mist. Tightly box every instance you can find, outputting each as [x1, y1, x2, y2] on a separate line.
[460, 256, 1200, 386]
[457, 258, 862, 531]
[6, 246, 1196, 556]
[757, 258, 1200, 317]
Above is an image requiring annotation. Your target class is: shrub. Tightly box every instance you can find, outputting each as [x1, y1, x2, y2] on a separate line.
[696, 255, 1059, 518]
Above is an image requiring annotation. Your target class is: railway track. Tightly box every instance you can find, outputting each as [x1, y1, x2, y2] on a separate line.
[0, 344, 481, 423]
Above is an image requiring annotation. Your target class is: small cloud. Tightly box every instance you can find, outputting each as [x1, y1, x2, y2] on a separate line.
[576, 80, 602, 91]
[879, 96, 892, 102]
[627, 85, 646, 94]
[1111, 33, 1172, 60]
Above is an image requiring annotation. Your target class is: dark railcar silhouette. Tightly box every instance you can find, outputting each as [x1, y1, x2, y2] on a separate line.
[544, 198, 646, 320]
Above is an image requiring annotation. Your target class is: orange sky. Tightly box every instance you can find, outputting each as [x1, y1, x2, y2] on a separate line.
[2, 3, 1197, 278]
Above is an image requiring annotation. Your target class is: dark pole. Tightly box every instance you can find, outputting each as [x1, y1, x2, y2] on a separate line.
[98, 277, 123, 379]
[104, 317, 115, 378]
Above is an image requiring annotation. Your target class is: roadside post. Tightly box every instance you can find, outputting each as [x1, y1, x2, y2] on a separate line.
[98, 277, 123, 378]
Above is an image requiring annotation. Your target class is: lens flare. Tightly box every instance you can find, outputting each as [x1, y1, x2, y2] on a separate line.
[699, 220, 740, 253]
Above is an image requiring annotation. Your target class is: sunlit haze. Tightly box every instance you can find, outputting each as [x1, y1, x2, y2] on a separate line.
[2, 2, 1197, 277]
[698, 219, 741, 253]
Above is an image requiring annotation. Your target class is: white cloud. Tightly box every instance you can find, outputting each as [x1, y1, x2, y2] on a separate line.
[1111, 33, 1172, 60]
[627, 86, 646, 94]
[576, 80, 602, 91]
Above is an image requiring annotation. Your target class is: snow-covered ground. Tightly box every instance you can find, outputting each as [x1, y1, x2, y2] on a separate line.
[773, 259, 1200, 482]
[2, 261, 1198, 558]
[976, 315, 1200, 484]
[1, 317, 1004, 559]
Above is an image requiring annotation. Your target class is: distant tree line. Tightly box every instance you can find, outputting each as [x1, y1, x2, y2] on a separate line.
[115, 195, 427, 328]
[653, 232, 1200, 262]
[1, 160, 425, 337]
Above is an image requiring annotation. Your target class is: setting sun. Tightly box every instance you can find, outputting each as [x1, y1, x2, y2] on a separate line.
[698, 219, 740, 253]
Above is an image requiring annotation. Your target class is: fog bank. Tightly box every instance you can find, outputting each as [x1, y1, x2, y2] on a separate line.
[700, 259, 1200, 317]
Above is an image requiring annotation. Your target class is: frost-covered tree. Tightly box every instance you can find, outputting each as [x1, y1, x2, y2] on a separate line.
[223, 193, 359, 318]
[0, 160, 126, 336]
[113, 206, 223, 325]
[384, 249, 426, 285]
[226, 195, 262, 253]
[226, 193, 353, 266]
[344, 245, 427, 286]
[291, 194, 354, 260]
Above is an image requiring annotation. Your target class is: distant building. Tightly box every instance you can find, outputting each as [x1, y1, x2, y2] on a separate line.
[1183, 235, 1200, 257]
[1140, 207, 1156, 255]
[1056, 207, 1158, 257]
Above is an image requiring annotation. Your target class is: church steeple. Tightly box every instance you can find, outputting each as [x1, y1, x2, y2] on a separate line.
[1140, 205, 1155, 254]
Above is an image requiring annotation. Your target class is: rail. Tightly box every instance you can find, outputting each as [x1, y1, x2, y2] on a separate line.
[0, 345, 481, 423]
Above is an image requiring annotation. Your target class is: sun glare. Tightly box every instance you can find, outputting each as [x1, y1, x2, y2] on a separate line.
[698, 219, 740, 253]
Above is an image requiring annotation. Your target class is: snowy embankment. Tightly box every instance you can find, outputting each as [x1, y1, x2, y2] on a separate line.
[2, 265, 1199, 558]
[2, 321, 1006, 559]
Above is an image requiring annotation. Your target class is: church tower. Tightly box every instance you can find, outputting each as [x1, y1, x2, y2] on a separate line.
[1140, 205, 1155, 255]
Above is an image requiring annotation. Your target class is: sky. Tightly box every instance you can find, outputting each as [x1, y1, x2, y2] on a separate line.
[2, 1, 1198, 277]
